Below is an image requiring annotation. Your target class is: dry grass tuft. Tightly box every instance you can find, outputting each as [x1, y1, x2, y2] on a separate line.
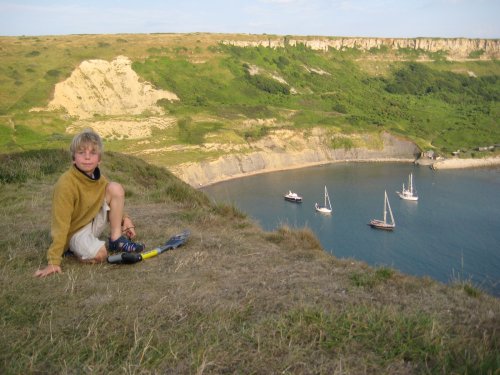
[266, 225, 323, 251]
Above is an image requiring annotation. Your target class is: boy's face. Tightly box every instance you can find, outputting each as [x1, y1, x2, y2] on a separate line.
[73, 144, 101, 176]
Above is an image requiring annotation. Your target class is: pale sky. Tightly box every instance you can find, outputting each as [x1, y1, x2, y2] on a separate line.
[0, 0, 498, 39]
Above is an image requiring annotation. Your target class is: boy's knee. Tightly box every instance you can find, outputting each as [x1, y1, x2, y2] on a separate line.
[106, 182, 124, 198]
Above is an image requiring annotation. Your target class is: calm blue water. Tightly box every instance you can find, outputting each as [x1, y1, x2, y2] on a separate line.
[202, 163, 500, 296]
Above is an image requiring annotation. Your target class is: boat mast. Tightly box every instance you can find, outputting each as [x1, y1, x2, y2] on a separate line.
[383, 190, 387, 223]
[386, 191, 395, 225]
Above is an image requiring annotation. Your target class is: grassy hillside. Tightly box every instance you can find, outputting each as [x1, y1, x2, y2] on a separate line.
[0, 33, 498, 165]
[1, 149, 499, 374]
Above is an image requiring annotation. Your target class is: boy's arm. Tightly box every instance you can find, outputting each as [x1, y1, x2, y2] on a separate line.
[47, 182, 74, 265]
[34, 180, 74, 277]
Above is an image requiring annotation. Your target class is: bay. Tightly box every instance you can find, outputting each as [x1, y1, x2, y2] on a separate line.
[202, 162, 500, 297]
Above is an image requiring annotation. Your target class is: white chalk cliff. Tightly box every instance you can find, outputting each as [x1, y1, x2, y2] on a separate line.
[222, 37, 499, 60]
[46, 56, 179, 119]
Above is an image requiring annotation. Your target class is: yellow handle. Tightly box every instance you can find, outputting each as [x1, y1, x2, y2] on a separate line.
[141, 249, 160, 259]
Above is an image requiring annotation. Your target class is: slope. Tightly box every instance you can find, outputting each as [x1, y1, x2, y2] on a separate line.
[0, 149, 498, 374]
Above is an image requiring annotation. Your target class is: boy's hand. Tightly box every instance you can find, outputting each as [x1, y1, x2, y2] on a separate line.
[34, 264, 62, 278]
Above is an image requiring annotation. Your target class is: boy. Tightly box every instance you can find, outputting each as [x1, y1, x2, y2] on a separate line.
[34, 129, 144, 277]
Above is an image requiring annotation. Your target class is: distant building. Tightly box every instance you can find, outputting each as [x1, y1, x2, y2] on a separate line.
[476, 146, 495, 152]
[422, 150, 436, 159]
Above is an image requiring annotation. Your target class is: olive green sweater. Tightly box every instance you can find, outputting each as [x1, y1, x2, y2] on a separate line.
[47, 165, 108, 266]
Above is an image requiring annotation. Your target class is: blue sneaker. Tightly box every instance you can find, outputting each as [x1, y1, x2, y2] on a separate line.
[109, 236, 145, 253]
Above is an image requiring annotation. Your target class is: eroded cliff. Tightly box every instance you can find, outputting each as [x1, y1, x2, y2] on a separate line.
[171, 130, 421, 187]
[42, 56, 179, 119]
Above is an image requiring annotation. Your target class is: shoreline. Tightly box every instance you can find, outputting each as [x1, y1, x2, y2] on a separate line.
[430, 156, 500, 170]
[196, 157, 416, 188]
[195, 156, 500, 188]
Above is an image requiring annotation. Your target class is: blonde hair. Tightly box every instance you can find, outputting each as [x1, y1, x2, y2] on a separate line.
[70, 129, 103, 160]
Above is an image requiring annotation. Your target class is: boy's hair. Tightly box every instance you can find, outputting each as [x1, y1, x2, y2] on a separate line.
[70, 129, 103, 160]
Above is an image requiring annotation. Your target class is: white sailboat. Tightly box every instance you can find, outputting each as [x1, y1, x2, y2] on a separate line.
[315, 186, 332, 214]
[397, 173, 418, 201]
[369, 190, 395, 230]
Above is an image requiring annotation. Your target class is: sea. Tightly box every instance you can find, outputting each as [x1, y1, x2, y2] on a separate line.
[201, 162, 500, 297]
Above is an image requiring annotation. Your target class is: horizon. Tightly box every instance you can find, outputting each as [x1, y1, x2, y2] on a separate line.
[1, 0, 499, 39]
[1, 31, 499, 40]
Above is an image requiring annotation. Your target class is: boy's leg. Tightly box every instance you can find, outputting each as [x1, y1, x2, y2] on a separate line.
[79, 245, 107, 264]
[69, 201, 109, 262]
[106, 182, 125, 241]
[106, 182, 145, 253]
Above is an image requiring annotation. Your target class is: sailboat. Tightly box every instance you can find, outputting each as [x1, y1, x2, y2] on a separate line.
[369, 190, 395, 230]
[315, 186, 332, 214]
[397, 173, 418, 201]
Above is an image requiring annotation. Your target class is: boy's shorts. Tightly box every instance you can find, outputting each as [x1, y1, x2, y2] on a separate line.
[69, 200, 110, 260]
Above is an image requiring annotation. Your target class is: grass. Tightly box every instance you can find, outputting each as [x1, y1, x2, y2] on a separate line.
[1, 149, 499, 374]
[349, 267, 395, 288]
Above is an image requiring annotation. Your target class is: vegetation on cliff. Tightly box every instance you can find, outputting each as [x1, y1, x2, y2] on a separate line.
[0, 34, 498, 169]
[1, 150, 499, 374]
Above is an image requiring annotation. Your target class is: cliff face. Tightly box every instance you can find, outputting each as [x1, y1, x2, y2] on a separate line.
[44, 56, 179, 119]
[172, 130, 421, 187]
[222, 37, 500, 60]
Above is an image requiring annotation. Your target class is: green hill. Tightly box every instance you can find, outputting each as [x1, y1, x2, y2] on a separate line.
[0, 149, 499, 374]
[0, 33, 499, 167]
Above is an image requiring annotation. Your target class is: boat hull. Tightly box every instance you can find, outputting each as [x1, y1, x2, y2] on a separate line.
[284, 191, 303, 203]
[397, 191, 418, 201]
[315, 206, 332, 214]
[369, 220, 395, 230]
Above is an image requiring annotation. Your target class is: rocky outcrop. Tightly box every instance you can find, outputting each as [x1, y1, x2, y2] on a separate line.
[40, 56, 179, 119]
[221, 37, 500, 60]
[172, 130, 420, 187]
[431, 157, 500, 170]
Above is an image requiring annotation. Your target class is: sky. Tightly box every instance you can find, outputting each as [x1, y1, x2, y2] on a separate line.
[0, 0, 498, 39]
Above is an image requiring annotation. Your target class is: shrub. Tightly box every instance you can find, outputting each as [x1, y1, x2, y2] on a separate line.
[45, 69, 61, 78]
[26, 50, 40, 57]
[245, 73, 290, 95]
[468, 49, 485, 59]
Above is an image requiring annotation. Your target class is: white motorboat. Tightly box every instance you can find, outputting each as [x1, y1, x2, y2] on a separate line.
[284, 190, 302, 203]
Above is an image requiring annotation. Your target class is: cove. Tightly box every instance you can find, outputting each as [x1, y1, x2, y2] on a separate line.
[202, 162, 500, 297]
